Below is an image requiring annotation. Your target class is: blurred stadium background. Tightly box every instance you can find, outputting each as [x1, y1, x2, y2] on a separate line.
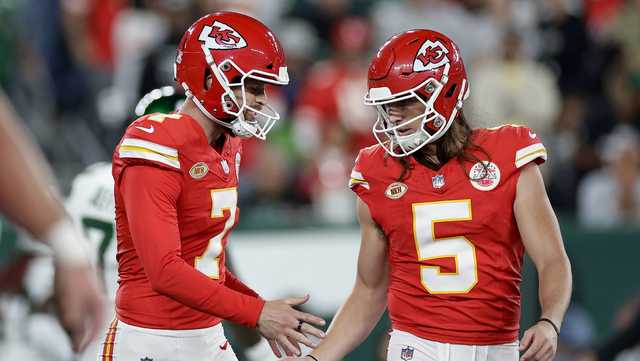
[1, 0, 639, 360]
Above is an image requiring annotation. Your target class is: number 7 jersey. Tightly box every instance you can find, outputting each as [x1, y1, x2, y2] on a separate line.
[112, 112, 250, 329]
[349, 125, 547, 345]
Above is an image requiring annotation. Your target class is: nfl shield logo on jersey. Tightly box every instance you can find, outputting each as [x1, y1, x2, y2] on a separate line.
[235, 152, 241, 179]
[432, 174, 445, 189]
[221, 159, 230, 174]
[400, 346, 415, 361]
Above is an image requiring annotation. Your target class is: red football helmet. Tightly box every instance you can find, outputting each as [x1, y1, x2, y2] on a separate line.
[175, 12, 289, 139]
[364, 29, 470, 157]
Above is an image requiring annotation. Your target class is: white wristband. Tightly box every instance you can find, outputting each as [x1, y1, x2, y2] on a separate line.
[44, 219, 90, 266]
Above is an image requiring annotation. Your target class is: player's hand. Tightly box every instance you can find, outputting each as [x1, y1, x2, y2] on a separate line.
[519, 321, 558, 361]
[257, 294, 326, 357]
[266, 336, 304, 358]
[54, 262, 105, 352]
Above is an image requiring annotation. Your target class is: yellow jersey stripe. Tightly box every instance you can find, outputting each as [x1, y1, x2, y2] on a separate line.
[515, 143, 544, 161]
[349, 178, 370, 190]
[119, 145, 178, 161]
[119, 148, 181, 169]
[121, 138, 178, 157]
[516, 148, 547, 162]
[515, 149, 547, 168]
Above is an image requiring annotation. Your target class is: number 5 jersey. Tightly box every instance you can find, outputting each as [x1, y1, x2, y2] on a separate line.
[349, 124, 547, 345]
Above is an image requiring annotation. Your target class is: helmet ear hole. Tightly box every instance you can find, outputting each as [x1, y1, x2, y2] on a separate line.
[204, 67, 213, 90]
[445, 83, 457, 98]
[222, 93, 239, 113]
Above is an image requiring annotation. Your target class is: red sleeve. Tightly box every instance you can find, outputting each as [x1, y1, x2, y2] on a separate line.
[224, 269, 261, 299]
[510, 126, 547, 169]
[349, 148, 374, 206]
[121, 166, 265, 327]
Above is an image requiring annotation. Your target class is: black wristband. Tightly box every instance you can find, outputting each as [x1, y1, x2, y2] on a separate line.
[538, 318, 560, 335]
[307, 355, 320, 361]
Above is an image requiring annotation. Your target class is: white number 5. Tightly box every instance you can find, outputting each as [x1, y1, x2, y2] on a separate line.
[195, 188, 237, 279]
[413, 199, 478, 294]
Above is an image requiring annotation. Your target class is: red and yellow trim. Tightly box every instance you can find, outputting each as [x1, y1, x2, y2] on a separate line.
[101, 319, 118, 361]
[118, 137, 181, 169]
[348, 170, 370, 190]
[515, 143, 547, 168]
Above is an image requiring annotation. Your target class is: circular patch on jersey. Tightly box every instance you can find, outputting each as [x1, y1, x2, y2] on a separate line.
[385, 182, 408, 199]
[189, 162, 209, 179]
[469, 161, 500, 191]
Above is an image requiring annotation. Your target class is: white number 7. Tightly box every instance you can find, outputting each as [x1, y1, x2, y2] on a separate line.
[194, 188, 237, 279]
[413, 199, 478, 294]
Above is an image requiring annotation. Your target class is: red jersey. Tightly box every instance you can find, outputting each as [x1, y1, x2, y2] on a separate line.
[349, 125, 547, 345]
[112, 112, 264, 330]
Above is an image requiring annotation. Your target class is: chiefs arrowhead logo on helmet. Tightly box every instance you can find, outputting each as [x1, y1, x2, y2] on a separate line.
[199, 21, 247, 50]
[413, 40, 449, 72]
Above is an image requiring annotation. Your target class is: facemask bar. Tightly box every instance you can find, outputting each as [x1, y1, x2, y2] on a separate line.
[368, 77, 447, 157]
[220, 59, 288, 139]
[363, 61, 472, 157]
[364, 63, 450, 106]
[373, 107, 444, 156]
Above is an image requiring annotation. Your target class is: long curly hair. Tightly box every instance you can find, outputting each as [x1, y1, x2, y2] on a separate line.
[390, 111, 491, 181]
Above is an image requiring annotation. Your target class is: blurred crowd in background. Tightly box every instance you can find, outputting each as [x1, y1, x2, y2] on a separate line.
[1, 0, 640, 228]
[1, 0, 640, 360]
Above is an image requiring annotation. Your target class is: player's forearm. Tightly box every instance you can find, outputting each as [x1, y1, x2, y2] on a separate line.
[310, 284, 387, 361]
[0, 91, 64, 237]
[149, 256, 265, 327]
[537, 255, 572, 329]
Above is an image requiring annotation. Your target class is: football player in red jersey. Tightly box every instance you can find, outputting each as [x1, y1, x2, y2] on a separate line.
[103, 12, 325, 361]
[285, 30, 572, 361]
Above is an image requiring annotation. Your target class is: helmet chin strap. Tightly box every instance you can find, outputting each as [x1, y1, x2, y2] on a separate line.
[229, 118, 254, 138]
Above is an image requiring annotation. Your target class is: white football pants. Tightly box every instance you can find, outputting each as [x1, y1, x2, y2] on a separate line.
[98, 319, 238, 361]
[387, 330, 519, 361]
